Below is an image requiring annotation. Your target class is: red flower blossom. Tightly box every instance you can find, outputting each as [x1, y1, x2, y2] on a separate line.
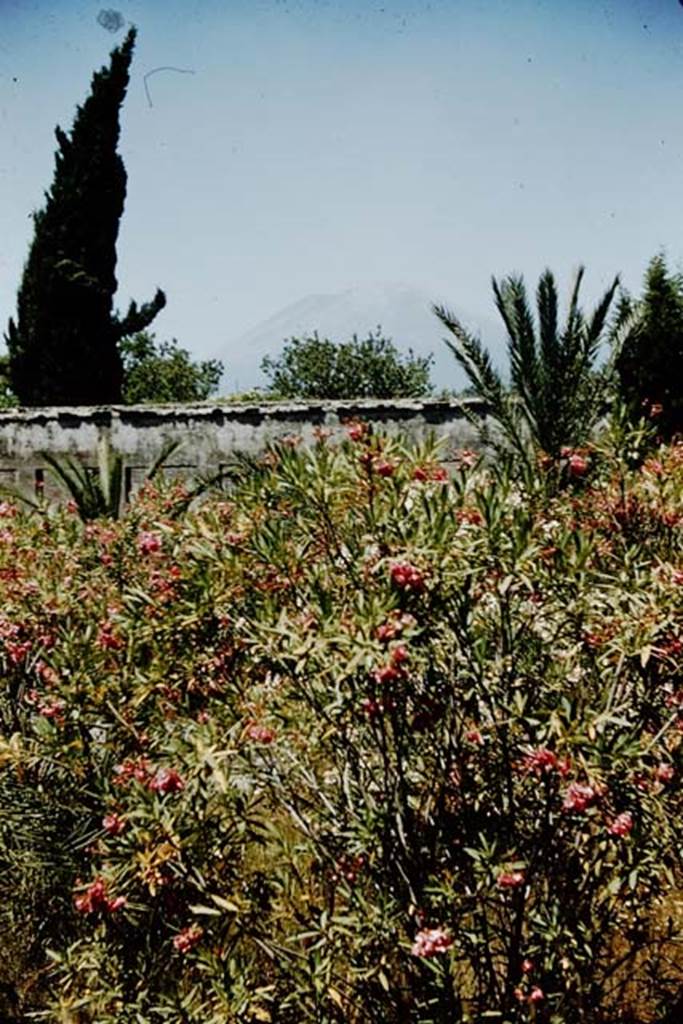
[376, 612, 416, 643]
[114, 756, 152, 787]
[102, 813, 127, 836]
[568, 453, 589, 478]
[373, 663, 401, 685]
[390, 644, 409, 666]
[138, 531, 162, 555]
[456, 506, 484, 526]
[412, 464, 448, 482]
[656, 762, 674, 784]
[149, 767, 185, 794]
[374, 459, 396, 477]
[411, 926, 453, 957]
[74, 878, 126, 915]
[563, 781, 599, 813]
[497, 870, 525, 889]
[521, 747, 557, 775]
[390, 561, 425, 593]
[173, 924, 203, 954]
[346, 421, 367, 442]
[246, 723, 276, 744]
[607, 811, 633, 837]
[529, 986, 545, 1004]
[97, 621, 125, 651]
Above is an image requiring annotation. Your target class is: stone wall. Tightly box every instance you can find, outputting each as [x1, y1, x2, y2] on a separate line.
[0, 399, 490, 501]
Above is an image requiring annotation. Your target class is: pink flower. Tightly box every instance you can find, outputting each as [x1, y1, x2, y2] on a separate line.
[411, 926, 453, 958]
[465, 728, 484, 746]
[390, 645, 410, 666]
[361, 697, 383, 718]
[114, 756, 152, 787]
[102, 813, 127, 836]
[562, 781, 599, 813]
[375, 612, 416, 643]
[373, 664, 401, 685]
[497, 870, 525, 889]
[173, 924, 203, 954]
[456, 506, 484, 526]
[607, 811, 633, 837]
[346, 421, 367, 442]
[246, 723, 276, 744]
[149, 767, 185, 794]
[456, 448, 478, 468]
[390, 561, 425, 593]
[521, 958, 534, 974]
[521, 747, 558, 775]
[656, 762, 674, 784]
[529, 986, 545, 1004]
[374, 459, 396, 477]
[97, 621, 125, 651]
[138, 531, 162, 555]
[37, 697, 66, 720]
[412, 464, 448, 482]
[74, 878, 126, 915]
[568, 453, 589, 478]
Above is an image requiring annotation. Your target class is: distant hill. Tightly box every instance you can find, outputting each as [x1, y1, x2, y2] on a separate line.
[220, 282, 506, 394]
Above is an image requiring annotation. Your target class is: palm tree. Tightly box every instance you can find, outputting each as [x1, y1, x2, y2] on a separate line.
[433, 267, 619, 470]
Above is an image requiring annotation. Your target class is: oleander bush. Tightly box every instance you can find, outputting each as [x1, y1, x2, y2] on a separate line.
[0, 424, 681, 1023]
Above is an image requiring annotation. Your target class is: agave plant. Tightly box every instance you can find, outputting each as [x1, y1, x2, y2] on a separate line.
[39, 436, 181, 520]
[433, 267, 619, 471]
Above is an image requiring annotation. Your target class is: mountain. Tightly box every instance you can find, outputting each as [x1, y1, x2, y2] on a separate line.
[220, 282, 506, 394]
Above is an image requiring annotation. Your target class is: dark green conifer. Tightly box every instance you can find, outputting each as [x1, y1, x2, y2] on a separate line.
[613, 254, 683, 439]
[5, 27, 165, 406]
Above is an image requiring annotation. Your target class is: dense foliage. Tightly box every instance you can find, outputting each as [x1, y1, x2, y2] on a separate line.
[5, 28, 165, 406]
[0, 421, 681, 1023]
[434, 268, 619, 468]
[121, 332, 223, 404]
[612, 254, 683, 441]
[261, 330, 434, 399]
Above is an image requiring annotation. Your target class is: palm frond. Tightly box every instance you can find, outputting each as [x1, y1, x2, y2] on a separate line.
[584, 275, 620, 356]
[565, 266, 586, 335]
[495, 275, 539, 406]
[434, 303, 531, 466]
[433, 304, 505, 408]
[537, 269, 559, 376]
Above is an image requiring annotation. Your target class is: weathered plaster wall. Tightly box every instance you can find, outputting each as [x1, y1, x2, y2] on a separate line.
[0, 399, 490, 499]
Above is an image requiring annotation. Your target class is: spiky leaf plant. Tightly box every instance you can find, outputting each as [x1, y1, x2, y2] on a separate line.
[39, 437, 181, 520]
[434, 267, 619, 472]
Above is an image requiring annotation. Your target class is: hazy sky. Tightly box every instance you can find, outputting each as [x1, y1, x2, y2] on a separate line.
[2, 0, 683, 384]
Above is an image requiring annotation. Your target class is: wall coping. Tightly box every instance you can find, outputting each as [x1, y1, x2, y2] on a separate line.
[0, 397, 488, 425]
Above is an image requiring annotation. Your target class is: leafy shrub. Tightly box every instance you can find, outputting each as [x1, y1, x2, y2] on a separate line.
[261, 329, 434, 399]
[121, 331, 223, 404]
[0, 428, 681, 1022]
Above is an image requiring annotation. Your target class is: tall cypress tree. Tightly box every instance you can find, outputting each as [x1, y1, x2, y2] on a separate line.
[5, 27, 165, 406]
[614, 254, 683, 440]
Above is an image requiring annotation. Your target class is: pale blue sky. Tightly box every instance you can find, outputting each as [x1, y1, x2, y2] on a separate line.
[2, 0, 683, 387]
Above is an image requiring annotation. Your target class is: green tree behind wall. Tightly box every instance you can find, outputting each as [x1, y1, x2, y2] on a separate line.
[5, 27, 165, 406]
[613, 253, 683, 439]
[261, 329, 434, 399]
[121, 332, 223, 403]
